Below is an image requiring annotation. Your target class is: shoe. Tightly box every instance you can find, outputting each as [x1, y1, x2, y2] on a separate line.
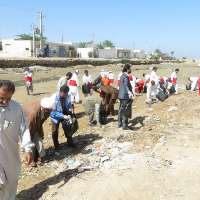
[122, 126, 133, 131]
[89, 124, 96, 127]
[67, 142, 77, 148]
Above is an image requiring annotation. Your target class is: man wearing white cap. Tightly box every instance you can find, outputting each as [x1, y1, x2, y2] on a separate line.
[68, 70, 80, 103]
[23, 97, 53, 166]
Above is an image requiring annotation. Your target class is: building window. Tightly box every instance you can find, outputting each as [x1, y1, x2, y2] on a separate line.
[25, 48, 30, 51]
[0, 42, 2, 51]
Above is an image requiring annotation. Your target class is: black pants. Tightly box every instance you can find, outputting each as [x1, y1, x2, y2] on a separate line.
[118, 99, 133, 128]
[52, 121, 73, 148]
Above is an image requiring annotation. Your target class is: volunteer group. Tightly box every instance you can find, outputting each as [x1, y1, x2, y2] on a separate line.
[1, 63, 199, 199]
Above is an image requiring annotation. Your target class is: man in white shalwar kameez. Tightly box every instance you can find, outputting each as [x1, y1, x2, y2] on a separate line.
[146, 67, 159, 104]
[0, 80, 33, 200]
[188, 77, 199, 91]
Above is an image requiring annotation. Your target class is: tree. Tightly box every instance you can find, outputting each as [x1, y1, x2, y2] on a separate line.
[97, 43, 104, 49]
[79, 41, 93, 48]
[16, 34, 46, 41]
[79, 42, 87, 48]
[170, 51, 175, 57]
[102, 40, 115, 48]
[154, 49, 162, 56]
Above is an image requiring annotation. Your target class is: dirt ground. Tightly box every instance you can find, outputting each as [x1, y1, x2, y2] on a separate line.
[2, 62, 200, 200]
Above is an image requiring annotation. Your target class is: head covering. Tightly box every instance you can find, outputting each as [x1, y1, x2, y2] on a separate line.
[40, 97, 55, 109]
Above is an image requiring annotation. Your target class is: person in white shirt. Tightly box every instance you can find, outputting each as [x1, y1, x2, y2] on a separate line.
[188, 77, 199, 91]
[0, 80, 33, 200]
[68, 70, 80, 104]
[82, 70, 93, 97]
[57, 72, 72, 92]
[108, 71, 114, 85]
[143, 73, 151, 82]
[170, 68, 179, 94]
[150, 67, 159, 84]
[146, 67, 159, 105]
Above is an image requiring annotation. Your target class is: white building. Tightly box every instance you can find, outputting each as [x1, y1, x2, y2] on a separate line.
[131, 50, 147, 59]
[98, 48, 131, 59]
[0, 39, 78, 58]
[77, 47, 96, 58]
[0, 39, 40, 58]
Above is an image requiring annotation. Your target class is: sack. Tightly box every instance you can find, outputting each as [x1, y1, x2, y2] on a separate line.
[82, 84, 90, 94]
[157, 89, 168, 102]
[186, 83, 191, 90]
[93, 76, 102, 90]
[62, 116, 79, 137]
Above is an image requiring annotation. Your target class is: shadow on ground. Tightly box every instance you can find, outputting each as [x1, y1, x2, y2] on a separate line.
[17, 168, 91, 200]
[31, 92, 49, 96]
[129, 116, 147, 130]
[44, 133, 103, 163]
[17, 133, 102, 200]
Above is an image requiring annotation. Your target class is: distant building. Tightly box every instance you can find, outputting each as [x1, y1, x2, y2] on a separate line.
[131, 49, 147, 59]
[77, 47, 98, 58]
[0, 39, 40, 57]
[47, 42, 76, 58]
[0, 38, 77, 58]
[98, 48, 131, 59]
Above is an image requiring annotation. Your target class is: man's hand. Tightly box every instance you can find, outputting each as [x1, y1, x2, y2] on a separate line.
[128, 91, 133, 99]
[25, 152, 33, 166]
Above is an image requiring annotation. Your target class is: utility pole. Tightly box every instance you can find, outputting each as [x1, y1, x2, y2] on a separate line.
[92, 32, 95, 44]
[61, 33, 64, 57]
[38, 11, 44, 49]
[32, 25, 36, 57]
[61, 33, 64, 46]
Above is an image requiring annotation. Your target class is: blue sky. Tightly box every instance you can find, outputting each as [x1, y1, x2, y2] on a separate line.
[0, 0, 200, 58]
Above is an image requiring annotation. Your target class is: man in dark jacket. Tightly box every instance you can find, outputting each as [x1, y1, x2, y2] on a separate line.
[118, 64, 133, 130]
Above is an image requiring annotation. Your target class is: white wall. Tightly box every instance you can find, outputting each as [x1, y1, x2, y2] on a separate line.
[0, 39, 32, 57]
[98, 48, 117, 59]
[131, 50, 146, 59]
[77, 48, 94, 58]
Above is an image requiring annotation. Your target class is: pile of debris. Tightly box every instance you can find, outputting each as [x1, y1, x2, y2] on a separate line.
[47, 138, 141, 174]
